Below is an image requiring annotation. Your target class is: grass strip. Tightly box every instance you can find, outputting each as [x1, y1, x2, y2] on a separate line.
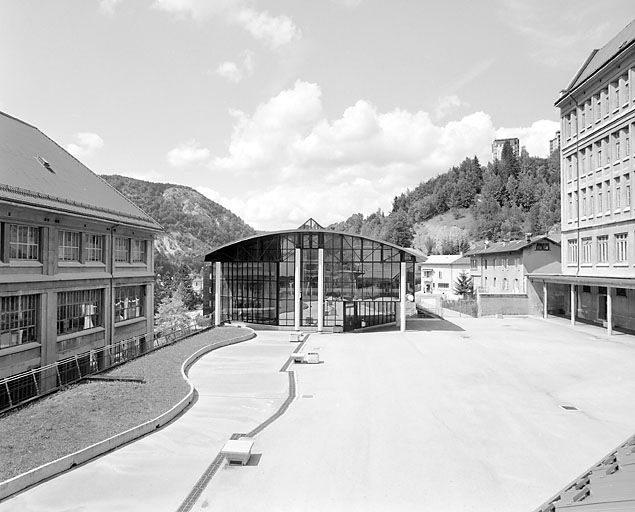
[0, 326, 246, 482]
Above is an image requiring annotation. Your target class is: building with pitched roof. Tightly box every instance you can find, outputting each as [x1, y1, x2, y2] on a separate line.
[531, 19, 635, 335]
[0, 111, 162, 385]
[419, 254, 471, 299]
[203, 219, 422, 332]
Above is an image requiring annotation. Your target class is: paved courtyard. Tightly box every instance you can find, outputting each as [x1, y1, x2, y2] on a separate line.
[2, 317, 635, 511]
[198, 317, 635, 512]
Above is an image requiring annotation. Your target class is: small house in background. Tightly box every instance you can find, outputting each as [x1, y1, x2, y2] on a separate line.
[419, 255, 471, 300]
[466, 234, 561, 315]
[191, 273, 204, 294]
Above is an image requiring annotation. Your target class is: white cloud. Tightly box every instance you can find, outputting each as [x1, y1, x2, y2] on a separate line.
[216, 61, 242, 83]
[206, 80, 495, 229]
[167, 139, 210, 167]
[153, 0, 300, 49]
[234, 8, 301, 49]
[215, 50, 254, 83]
[204, 80, 560, 230]
[496, 119, 560, 157]
[66, 132, 104, 159]
[434, 94, 467, 120]
[98, 0, 122, 16]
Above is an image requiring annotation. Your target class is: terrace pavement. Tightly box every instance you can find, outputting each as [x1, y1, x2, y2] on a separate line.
[196, 316, 635, 511]
[2, 317, 635, 511]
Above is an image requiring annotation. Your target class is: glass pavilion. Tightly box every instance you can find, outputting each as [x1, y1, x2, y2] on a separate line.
[203, 220, 420, 332]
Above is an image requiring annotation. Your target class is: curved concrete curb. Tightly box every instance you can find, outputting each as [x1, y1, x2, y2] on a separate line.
[0, 328, 257, 502]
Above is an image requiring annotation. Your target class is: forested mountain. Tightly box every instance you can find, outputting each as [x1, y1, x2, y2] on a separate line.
[330, 143, 561, 252]
[101, 175, 255, 269]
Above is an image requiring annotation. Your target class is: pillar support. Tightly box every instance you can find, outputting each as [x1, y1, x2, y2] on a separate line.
[607, 288, 613, 336]
[400, 261, 407, 332]
[214, 261, 221, 327]
[317, 248, 324, 332]
[543, 281, 548, 319]
[294, 248, 301, 331]
[570, 284, 575, 326]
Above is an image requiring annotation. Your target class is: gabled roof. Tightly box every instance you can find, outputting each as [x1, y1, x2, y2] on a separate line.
[466, 235, 559, 256]
[421, 254, 470, 266]
[298, 218, 324, 230]
[557, 19, 635, 102]
[0, 111, 162, 231]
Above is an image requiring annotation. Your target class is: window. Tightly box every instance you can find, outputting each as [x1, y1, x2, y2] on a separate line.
[0, 295, 38, 348]
[616, 288, 627, 297]
[568, 239, 578, 264]
[493, 277, 497, 289]
[589, 187, 594, 215]
[582, 189, 587, 216]
[595, 94, 601, 120]
[582, 285, 591, 293]
[597, 236, 608, 263]
[438, 271, 443, 279]
[438, 283, 449, 289]
[627, 136, 631, 156]
[616, 139, 621, 160]
[115, 286, 145, 322]
[131, 239, 146, 263]
[597, 147, 602, 168]
[615, 178, 621, 209]
[502, 257, 508, 269]
[484, 258, 488, 270]
[568, 193, 573, 219]
[9, 225, 39, 260]
[85, 235, 103, 262]
[470, 257, 477, 270]
[598, 186, 603, 212]
[582, 238, 592, 264]
[606, 181, 611, 211]
[58, 230, 80, 261]
[57, 289, 102, 335]
[535, 242, 550, 251]
[503, 278, 508, 291]
[615, 233, 628, 262]
[627, 181, 631, 208]
[114, 237, 130, 262]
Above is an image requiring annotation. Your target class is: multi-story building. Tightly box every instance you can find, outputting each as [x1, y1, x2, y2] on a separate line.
[549, 130, 561, 155]
[491, 137, 520, 161]
[0, 111, 162, 382]
[419, 255, 470, 299]
[531, 20, 635, 334]
[468, 235, 561, 294]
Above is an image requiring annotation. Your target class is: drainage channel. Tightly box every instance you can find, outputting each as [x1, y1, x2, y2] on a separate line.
[175, 334, 309, 512]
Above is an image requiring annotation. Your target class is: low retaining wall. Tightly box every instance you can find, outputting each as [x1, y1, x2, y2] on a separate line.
[0, 329, 256, 502]
[477, 293, 529, 316]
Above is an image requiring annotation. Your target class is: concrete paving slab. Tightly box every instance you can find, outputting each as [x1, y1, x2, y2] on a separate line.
[198, 317, 635, 512]
[0, 331, 293, 512]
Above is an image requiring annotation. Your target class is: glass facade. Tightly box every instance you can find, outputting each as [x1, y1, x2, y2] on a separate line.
[205, 230, 416, 331]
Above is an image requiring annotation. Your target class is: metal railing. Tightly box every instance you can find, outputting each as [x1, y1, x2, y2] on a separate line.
[0, 316, 212, 414]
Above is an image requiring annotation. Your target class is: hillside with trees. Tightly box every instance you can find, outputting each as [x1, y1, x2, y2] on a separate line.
[101, 174, 255, 269]
[330, 143, 561, 253]
[101, 174, 255, 314]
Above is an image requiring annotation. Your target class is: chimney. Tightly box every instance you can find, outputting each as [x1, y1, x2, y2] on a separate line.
[524, 232, 532, 242]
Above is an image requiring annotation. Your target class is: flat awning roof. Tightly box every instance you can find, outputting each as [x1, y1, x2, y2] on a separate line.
[529, 273, 635, 289]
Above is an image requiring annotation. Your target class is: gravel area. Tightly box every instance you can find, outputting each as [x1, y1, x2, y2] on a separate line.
[0, 326, 248, 483]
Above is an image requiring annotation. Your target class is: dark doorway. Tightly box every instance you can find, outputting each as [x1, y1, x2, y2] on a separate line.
[598, 293, 607, 321]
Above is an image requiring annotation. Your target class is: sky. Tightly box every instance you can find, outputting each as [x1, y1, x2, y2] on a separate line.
[2, 1, 634, 231]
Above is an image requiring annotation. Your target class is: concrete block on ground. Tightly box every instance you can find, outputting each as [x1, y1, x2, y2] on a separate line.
[221, 438, 254, 465]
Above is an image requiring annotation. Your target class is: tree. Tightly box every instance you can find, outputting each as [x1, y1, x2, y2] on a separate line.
[453, 271, 474, 298]
[154, 292, 191, 333]
[381, 209, 414, 247]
